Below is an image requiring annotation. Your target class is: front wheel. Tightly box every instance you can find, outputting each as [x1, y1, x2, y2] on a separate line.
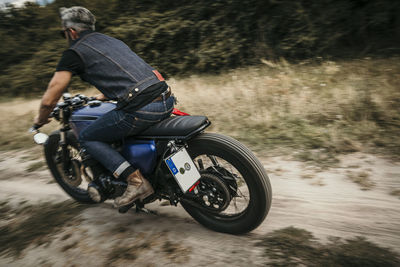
[182, 133, 272, 234]
[44, 130, 95, 204]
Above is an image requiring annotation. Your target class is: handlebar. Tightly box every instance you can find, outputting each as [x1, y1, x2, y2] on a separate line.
[29, 124, 42, 133]
[34, 93, 105, 126]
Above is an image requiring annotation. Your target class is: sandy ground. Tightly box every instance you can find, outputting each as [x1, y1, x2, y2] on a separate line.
[0, 148, 399, 266]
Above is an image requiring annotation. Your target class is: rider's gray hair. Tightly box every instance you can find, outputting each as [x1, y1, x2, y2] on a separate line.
[60, 6, 96, 31]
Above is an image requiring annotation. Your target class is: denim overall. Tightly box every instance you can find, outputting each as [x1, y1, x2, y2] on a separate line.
[73, 32, 174, 177]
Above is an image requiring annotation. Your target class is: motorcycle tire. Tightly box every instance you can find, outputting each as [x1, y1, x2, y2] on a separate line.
[44, 130, 95, 204]
[182, 133, 272, 234]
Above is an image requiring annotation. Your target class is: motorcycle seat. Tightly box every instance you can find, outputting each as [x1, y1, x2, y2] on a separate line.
[136, 115, 210, 139]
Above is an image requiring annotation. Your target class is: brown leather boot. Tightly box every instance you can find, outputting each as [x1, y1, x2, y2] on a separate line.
[114, 170, 154, 208]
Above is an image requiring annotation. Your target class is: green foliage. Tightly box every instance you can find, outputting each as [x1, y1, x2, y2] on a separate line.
[0, 0, 399, 95]
[0, 2, 59, 72]
[0, 39, 65, 96]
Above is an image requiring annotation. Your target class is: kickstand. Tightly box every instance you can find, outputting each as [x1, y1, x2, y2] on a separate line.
[135, 201, 157, 215]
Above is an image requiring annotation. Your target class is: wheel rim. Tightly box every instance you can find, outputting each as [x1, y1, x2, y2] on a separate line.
[53, 144, 90, 194]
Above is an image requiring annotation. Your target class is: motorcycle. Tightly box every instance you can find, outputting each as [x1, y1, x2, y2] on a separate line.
[31, 93, 272, 234]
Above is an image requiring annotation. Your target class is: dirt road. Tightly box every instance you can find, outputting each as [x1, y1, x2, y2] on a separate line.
[0, 149, 399, 266]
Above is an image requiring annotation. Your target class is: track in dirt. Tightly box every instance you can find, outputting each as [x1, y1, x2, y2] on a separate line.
[0, 149, 399, 266]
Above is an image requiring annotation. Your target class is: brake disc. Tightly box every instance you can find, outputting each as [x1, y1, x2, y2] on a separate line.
[57, 159, 82, 187]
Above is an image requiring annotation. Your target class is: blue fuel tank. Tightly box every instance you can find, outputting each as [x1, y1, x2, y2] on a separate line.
[70, 102, 116, 137]
[70, 102, 157, 174]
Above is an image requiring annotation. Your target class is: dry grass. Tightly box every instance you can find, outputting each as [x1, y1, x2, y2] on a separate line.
[346, 170, 375, 190]
[25, 161, 46, 172]
[256, 226, 399, 266]
[0, 200, 12, 220]
[301, 173, 315, 179]
[169, 57, 400, 160]
[106, 246, 138, 266]
[104, 232, 188, 266]
[0, 98, 58, 151]
[161, 240, 192, 263]
[390, 189, 400, 198]
[1, 58, 399, 164]
[0, 200, 88, 257]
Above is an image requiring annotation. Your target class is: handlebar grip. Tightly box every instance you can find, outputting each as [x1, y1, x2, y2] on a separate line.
[29, 124, 42, 133]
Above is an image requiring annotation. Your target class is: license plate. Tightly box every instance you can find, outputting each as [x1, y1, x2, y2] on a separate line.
[165, 147, 201, 193]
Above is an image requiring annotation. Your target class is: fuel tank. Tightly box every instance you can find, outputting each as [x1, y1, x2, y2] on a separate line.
[70, 102, 157, 174]
[70, 102, 116, 137]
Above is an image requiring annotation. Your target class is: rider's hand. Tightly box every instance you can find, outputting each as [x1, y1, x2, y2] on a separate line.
[94, 93, 108, 101]
[34, 115, 51, 127]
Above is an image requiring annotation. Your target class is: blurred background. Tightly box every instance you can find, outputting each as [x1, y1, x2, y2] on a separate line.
[1, 0, 399, 90]
[0, 1, 399, 266]
[0, 0, 399, 159]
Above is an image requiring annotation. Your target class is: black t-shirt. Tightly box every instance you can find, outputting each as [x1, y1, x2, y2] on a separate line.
[55, 49, 166, 112]
[56, 49, 85, 75]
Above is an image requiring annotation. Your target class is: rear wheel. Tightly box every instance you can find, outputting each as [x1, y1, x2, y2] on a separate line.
[182, 133, 272, 234]
[44, 130, 95, 204]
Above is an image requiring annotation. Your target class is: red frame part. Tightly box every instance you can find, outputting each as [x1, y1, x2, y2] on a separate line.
[172, 108, 190, 116]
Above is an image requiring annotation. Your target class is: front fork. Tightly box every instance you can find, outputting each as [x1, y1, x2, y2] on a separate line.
[60, 127, 72, 173]
[59, 105, 73, 173]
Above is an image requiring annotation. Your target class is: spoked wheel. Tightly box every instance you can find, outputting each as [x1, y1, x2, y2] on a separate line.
[182, 133, 272, 234]
[44, 130, 95, 203]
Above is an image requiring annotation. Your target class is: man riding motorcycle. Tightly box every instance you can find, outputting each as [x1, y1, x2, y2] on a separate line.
[34, 6, 175, 208]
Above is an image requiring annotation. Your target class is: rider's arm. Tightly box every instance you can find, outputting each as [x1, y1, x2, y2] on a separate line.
[35, 71, 72, 126]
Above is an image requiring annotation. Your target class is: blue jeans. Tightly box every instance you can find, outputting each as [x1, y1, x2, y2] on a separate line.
[79, 96, 175, 178]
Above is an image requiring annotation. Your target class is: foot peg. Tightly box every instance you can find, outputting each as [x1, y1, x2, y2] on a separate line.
[118, 200, 157, 215]
[118, 201, 135, 213]
[135, 201, 157, 215]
